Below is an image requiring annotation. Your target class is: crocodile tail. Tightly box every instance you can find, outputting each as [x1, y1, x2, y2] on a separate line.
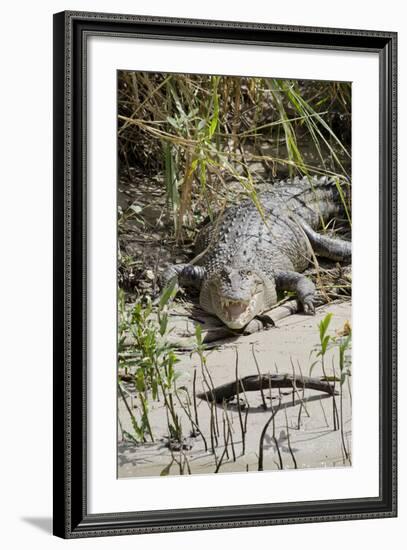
[273, 175, 351, 228]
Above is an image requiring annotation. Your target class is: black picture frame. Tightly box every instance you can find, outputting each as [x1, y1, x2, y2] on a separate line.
[53, 10, 397, 538]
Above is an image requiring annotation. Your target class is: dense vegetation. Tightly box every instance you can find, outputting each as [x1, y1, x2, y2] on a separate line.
[118, 73, 351, 244]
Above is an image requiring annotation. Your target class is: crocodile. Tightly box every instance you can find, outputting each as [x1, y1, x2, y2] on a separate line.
[163, 176, 351, 331]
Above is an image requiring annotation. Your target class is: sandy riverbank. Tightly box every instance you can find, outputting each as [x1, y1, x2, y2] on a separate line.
[118, 301, 352, 478]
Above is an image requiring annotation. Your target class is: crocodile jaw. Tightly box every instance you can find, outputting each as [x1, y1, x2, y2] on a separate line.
[199, 277, 277, 329]
[218, 294, 263, 329]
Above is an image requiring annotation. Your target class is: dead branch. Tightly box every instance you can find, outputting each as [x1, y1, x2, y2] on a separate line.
[197, 373, 338, 403]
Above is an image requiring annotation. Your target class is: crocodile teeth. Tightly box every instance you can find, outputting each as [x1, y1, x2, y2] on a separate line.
[223, 301, 249, 318]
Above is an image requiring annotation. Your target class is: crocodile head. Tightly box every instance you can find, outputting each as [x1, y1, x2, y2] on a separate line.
[199, 266, 277, 329]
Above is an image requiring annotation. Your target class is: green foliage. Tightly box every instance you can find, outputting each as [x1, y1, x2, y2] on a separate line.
[318, 312, 333, 357]
[338, 331, 352, 385]
[118, 282, 183, 443]
[192, 324, 207, 371]
[309, 313, 352, 386]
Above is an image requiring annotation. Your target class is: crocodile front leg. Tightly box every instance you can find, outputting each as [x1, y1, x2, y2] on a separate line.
[162, 264, 206, 289]
[299, 219, 351, 263]
[275, 270, 316, 314]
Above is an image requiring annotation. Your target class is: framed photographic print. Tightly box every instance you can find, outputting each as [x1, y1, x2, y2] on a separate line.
[53, 11, 397, 538]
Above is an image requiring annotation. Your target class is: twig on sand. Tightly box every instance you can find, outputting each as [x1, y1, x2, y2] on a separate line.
[296, 359, 309, 427]
[283, 404, 298, 469]
[234, 348, 247, 456]
[192, 368, 199, 427]
[223, 401, 236, 462]
[251, 343, 268, 410]
[258, 401, 281, 471]
[174, 387, 208, 452]
[289, 357, 310, 417]
[215, 413, 231, 473]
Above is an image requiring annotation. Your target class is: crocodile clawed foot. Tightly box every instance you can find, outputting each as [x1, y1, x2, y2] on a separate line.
[302, 297, 316, 315]
[243, 318, 264, 334]
[243, 315, 275, 334]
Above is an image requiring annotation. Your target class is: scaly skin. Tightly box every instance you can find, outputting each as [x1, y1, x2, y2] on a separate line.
[163, 176, 351, 329]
